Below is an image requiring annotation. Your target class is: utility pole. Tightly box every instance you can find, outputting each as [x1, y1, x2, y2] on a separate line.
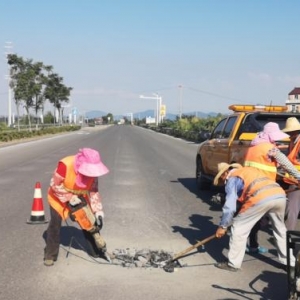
[178, 85, 183, 119]
[4, 41, 13, 127]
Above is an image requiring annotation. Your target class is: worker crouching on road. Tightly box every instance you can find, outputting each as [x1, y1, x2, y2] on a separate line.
[44, 148, 109, 266]
[213, 162, 294, 272]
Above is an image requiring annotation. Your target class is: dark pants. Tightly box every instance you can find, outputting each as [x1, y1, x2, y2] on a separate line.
[44, 206, 103, 260]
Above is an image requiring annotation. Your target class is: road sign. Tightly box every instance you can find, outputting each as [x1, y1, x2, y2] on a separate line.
[160, 104, 166, 117]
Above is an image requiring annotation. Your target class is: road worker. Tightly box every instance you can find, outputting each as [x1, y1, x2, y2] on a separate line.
[282, 117, 300, 231]
[44, 148, 109, 266]
[244, 122, 300, 181]
[214, 162, 293, 272]
[243, 122, 300, 253]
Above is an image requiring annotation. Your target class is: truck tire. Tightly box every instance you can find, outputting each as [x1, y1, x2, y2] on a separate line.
[196, 157, 211, 190]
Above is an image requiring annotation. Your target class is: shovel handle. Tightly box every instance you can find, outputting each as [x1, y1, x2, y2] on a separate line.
[277, 172, 299, 185]
[276, 172, 300, 193]
[172, 234, 216, 262]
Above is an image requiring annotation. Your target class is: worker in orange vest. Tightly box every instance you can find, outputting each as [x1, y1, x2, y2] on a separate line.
[244, 122, 300, 181]
[213, 163, 293, 272]
[282, 117, 300, 231]
[244, 122, 300, 253]
[44, 148, 109, 266]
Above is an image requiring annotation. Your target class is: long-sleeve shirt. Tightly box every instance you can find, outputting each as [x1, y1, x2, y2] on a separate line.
[49, 161, 104, 217]
[219, 176, 244, 228]
[270, 147, 300, 180]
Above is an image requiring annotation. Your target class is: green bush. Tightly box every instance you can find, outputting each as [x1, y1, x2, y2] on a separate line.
[0, 125, 81, 142]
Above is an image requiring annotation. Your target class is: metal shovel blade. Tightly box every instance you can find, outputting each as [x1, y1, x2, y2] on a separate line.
[163, 234, 216, 273]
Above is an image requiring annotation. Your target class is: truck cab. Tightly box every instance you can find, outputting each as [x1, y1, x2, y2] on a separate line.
[196, 104, 296, 190]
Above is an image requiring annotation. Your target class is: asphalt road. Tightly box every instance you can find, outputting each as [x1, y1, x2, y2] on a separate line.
[0, 125, 292, 300]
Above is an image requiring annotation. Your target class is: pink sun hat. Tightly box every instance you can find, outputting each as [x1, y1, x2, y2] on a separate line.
[251, 122, 289, 145]
[74, 148, 109, 177]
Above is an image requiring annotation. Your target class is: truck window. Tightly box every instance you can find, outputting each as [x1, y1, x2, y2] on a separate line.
[239, 114, 261, 134]
[211, 119, 227, 139]
[223, 116, 237, 138]
[211, 117, 237, 139]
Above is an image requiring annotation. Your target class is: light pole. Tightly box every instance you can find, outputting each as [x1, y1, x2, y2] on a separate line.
[126, 113, 133, 125]
[4, 42, 13, 127]
[153, 93, 162, 124]
[139, 93, 162, 126]
[61, 104, 71, 124]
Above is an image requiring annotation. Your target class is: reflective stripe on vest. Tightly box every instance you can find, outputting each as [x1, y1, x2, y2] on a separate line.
[48, 156, 93, 220]
[63, 186, 89, 195]
[229, 167, 285, 213]
[244, 177, 269, 195]
[243, 143, 277, 181]
[245, 182, 280, 202]
[244, 161, 277, 173]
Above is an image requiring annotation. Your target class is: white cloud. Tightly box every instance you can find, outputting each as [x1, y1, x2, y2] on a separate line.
[247, 72, 272, 83]
[277, 75, 300, 86]
[72, 88, 138, 99]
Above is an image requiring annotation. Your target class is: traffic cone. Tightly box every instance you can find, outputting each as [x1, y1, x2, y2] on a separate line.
[27, 182, 48, 224]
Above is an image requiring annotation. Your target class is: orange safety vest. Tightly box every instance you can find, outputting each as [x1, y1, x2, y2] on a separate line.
[229, 167, 285, 214]
[287, 138, 300, 171]
[48, 156, 94, 220]
[244, 143, 277, 181]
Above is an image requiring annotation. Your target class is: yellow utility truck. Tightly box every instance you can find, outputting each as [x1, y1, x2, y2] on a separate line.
[196, 104, 298, 190]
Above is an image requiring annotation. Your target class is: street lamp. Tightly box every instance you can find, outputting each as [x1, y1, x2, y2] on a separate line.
[139, 93, 162, 126]
[153, 93, 162, 124]
[126, 113, 133, 125]
[61, 104, 71, 124]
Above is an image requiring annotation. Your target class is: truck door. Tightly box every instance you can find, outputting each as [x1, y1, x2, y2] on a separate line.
[209, 116, 238, 174]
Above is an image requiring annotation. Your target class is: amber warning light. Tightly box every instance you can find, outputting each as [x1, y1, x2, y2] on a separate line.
[229, 104, 288, 113]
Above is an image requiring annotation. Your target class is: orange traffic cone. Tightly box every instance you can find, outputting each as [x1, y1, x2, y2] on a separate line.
[27, 182, 48, 224]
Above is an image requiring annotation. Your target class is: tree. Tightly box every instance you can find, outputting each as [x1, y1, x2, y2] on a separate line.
[8, 54, 41, 131]
[43, 111, 55, 124]
[44, 72, 73, 125]
[106, 113, 113, 123]
[7, 53, 71, 128]
[37, 65, 53, 122]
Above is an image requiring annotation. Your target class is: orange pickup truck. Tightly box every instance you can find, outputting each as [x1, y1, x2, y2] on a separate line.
[196, 104, 299, 190]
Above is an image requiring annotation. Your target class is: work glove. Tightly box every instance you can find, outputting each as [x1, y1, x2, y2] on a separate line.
[95, 213, 103, 230]
[69, 195, 82, 206]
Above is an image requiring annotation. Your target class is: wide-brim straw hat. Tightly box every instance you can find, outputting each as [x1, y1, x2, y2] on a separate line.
[213, 162, 243, 186]
[282, 117, 300, 133]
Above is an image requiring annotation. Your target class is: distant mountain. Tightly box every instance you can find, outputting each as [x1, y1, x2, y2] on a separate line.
[85, 110, 107, 119]
[85, 110, 220, 121]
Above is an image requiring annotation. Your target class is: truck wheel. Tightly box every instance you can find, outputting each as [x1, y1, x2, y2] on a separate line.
[196, 157, 211, 190]
[289, 251, 300, 300]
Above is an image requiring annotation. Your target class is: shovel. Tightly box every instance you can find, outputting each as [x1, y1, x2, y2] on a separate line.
[163, 234, 216, 272]
[276, 172, 300, 193]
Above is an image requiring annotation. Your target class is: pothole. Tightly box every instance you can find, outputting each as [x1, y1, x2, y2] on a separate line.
[110, 248, 182, 272]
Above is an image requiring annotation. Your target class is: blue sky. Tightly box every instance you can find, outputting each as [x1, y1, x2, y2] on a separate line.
[1, 0, 300, 118]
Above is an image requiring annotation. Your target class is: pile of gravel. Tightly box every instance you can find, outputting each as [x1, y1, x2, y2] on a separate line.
[111, 248, 181, 271]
